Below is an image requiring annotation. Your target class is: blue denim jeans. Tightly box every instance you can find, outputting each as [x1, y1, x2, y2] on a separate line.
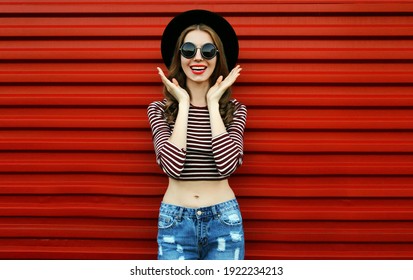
[157, 199, 245, 260]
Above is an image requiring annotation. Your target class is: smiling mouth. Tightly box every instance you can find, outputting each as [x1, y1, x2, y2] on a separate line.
[190, 66, 207, 74]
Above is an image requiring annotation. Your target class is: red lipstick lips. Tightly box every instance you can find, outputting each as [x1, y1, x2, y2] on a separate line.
[190, 65, 207, 75]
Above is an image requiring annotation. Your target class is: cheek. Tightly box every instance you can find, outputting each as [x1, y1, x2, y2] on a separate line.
[209, 58, 217, 69]
[180, 57, 191, 73]
[207, 59, 217, 76]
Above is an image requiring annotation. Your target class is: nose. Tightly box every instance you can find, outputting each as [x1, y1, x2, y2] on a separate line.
[194, 47, 203, 60]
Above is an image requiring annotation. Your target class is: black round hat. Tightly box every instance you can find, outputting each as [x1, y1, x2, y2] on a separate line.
[161, 9, 239, 70]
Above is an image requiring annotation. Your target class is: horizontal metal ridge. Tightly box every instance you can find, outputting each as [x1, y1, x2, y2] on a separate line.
[1, 1, 413, 14]
[1, 130, 413, 152]
[1, 86, 413, 106]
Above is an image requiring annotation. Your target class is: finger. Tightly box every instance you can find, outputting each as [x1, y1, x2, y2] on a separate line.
[172, 78, 180, 87]
[227, 68, 240, 80]
[158, 75, 171, 87]
[157, 67, 167, 80]
[228, 67, 241, 79]
[216, 75, 223, 85]
[157, 67, 173, 87]
[157, 67, 172, 82]
[157, 67, 165, 77]
[232, 65, 242, 75]
[222, 71, 240, 87]
[231, 65, 240, 72]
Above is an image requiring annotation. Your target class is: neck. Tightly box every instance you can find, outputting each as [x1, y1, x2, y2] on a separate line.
[186, 79, 210, 107]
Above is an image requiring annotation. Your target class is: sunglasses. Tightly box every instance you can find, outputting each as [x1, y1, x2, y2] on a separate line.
[180, 42, 219, 60]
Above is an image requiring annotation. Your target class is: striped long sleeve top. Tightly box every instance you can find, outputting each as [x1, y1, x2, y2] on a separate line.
[147, 99, 247, 180]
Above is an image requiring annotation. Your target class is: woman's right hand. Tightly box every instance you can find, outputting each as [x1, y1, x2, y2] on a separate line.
[157, 67, 189, 104]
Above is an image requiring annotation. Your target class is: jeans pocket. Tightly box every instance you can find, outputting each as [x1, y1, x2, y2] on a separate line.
[158, 213, 176, 229]
[219, 208, 243, 227]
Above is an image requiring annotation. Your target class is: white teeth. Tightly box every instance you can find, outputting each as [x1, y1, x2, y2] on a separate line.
[191, 66, 206, 70]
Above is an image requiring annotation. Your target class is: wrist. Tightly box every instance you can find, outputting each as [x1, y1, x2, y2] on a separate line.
[207, 101, 220, 114]
[178, 100, 190, 109]
[207, 98, 219, 107]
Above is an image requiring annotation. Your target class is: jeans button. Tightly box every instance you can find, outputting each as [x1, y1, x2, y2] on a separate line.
[197, 210, 202, 216]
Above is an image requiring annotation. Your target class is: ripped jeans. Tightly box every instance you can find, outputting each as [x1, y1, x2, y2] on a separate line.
[157, 199, 245, 260]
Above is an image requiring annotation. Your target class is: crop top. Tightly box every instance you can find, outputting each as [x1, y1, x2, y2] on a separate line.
[147, 99, 247, 180]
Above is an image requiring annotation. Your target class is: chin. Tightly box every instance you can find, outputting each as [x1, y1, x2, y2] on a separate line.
[185, 71, 212, 84]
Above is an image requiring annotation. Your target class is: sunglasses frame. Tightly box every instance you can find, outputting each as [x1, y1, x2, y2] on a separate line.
[179, 42, 219, 60]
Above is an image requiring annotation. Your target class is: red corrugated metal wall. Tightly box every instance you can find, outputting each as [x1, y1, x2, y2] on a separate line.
[1, 0, 413, 260]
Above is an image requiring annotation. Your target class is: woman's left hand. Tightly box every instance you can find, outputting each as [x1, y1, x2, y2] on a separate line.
[207, 65, 242, 104]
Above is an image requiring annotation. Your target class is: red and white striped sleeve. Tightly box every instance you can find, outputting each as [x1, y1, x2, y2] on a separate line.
[147, 101, 186, 179]
[211, 100, 247, 177]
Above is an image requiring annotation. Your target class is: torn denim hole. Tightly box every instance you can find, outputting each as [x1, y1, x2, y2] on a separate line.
[217, 238, 226, 252]
[228, 213, 240, 223]
[230, 231, 242, 242]
[176, 244, 183, 254]
[234, 248, 240, 260]
[163, 235, 175, 244]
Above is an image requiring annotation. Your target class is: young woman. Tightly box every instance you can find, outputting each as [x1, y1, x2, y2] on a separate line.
[147, 10, 247, 260]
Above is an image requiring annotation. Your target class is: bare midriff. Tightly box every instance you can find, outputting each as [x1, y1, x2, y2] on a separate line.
[162, 178, 235, 208]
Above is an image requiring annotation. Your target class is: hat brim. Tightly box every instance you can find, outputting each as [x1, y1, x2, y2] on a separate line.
[161, 9, 239, 70]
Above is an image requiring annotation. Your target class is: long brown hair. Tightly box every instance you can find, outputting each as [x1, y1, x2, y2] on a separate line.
[163, 24, 235, 125]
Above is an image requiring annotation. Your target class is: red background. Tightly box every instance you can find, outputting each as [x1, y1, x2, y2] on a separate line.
[1, 0, 413, 259]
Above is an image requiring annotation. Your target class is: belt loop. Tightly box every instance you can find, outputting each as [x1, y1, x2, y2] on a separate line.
[211, 205, 218, 217]
[176, 207, 184, 221]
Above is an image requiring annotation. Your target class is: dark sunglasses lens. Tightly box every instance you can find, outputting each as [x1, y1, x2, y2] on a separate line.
[181, 43, 196, 58]
[201, 43, 217, 59]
